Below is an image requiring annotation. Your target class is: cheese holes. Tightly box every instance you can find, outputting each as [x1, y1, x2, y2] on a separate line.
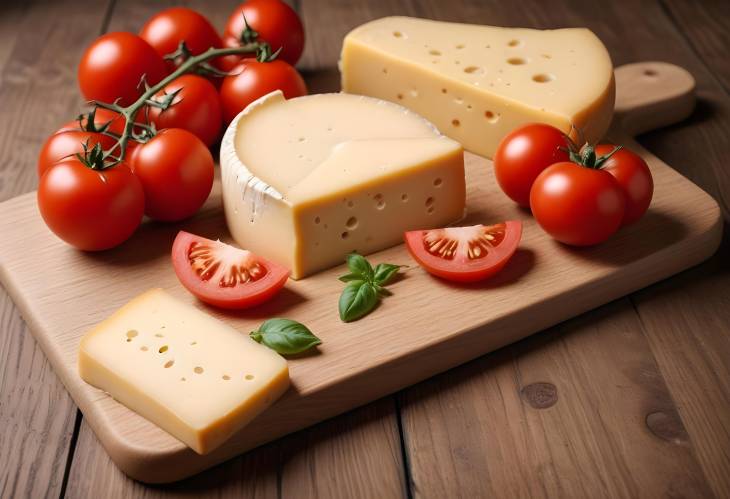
[180, 377, 186, 382]
[401, 193, 409, 202]
[341, 231, 349, 240]
[451, 119, 461, 127]
[159, 345, 169, 353]
[347, 200, 354, 208]
[455, 43, 465, 49]
[164, 360, 174, 368]
[374, 194, 386, 210]
[485, 111, 499, 123]
[425, 197, 435, 208]
[644, 69, 657, 77]
[222, 375, 231, 380]
[464, 66, 484, 75]
[346, 217, 359, 230]
[429, 49, 442, 56]
[297, 137, 306, 142]
[194, 366, 204, 374]
[382, 68, 388, 74]
[508, 39, 521, 47]
[392, 31, 403, 38]
[532, 73, 555, 83]
[434, 178, 443, 187]
[140, 346, 148, 351]
[245, 374, 255, 380]
[190, 341, 197, 346]
[441, 88, 448, 94]
[397, 93, 404, 100]
[314, 216, 321, 225]
[126, 330, 138, 342]
[507, 57, 527, 65]
[155, 333, 164, 338]
[541, 54, 552, 59]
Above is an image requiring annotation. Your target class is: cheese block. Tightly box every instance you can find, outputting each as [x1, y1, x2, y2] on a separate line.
[220, 90, 465, 279]
[340, 17, 615, 158]
[78, 288, 289, 454]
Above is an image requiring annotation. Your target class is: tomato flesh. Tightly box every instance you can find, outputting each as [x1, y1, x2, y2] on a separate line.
[404, 222, 522, 282]
[172, 231, 290, 309]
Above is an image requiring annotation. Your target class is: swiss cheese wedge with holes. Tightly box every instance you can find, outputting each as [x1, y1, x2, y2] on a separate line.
[220, 90, 465, 279]
[78, 288, 289, 454]
[340, 17, 615, 158]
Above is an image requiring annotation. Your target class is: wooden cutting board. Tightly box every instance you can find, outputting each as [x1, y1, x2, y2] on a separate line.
[0, 62, 721, 483]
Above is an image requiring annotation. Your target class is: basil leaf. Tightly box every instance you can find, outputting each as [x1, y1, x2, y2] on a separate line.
[373, 263, 401, 285]
[346, 253, 373, 280]
[339, 281, 378, 322]
[338, 273, 363, 283]
[250, 318, 321, 355]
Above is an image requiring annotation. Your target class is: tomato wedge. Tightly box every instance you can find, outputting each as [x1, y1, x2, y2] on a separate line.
[404, 221, 522, 283]
[171, 231, 290, 309]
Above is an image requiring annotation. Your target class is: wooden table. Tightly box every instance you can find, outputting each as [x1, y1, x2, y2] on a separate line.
[1, 0, 728, 497]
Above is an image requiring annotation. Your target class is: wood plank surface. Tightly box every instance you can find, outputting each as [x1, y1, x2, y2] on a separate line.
[0, 0, 728, 497]
[0, 1, 112, 497]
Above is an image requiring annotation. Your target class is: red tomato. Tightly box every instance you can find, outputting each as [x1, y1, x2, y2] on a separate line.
[217, 35, 247, 73]
[494, 123, 571, 207]
[596, 145, 653, 226]
[78, 32, 167, 106]
[130, 129, 214, 222]
[172, 231, 290, 309]
[224, 0, 305, 65]
[139, 7, 223, 70]
[38, 160, 144, 251]
[530, 162, 625, 246]
[404, 222, 522, 283]
[38, 130, 118, 177]
[147, 75, 222, 146]
[219, 60, 307, 123]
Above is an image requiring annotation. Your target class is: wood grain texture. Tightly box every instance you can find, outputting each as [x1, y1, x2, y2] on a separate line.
[0, 60, 720, 482]
[400, 299, 712, 498]
[0, 1, 112, 497]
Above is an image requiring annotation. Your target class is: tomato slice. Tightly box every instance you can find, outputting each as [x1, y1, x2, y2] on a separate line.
[172, 231, 290, 309]
[404, 221, 522, 283]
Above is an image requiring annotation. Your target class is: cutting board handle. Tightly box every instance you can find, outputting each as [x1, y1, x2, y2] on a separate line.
[613, 62, 695, 137]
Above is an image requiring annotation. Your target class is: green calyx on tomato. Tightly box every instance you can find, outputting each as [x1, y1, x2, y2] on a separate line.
[566, 143, 623, 170]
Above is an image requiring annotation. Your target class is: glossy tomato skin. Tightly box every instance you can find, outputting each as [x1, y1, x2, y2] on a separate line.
[78, 32, 167, 106]
[148, 75, 222, 146]
[404, 221, 522, 283]
[220, 60, 307, 123]
[224, 0, 305, 65]
[38, 161, 144, 251]
[596, 145, 653, 226]
[494, 123, 571, 207]
[131, 129, 214, 222]
[140, 7, 223, 71]
[38, 130, 118, 177]
[530, 162, 625, 246]
[171, 231, 290, 309]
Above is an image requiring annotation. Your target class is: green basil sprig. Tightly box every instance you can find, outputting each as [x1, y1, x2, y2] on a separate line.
[338, 254, 402, 322]
[250, 319, 321, 355]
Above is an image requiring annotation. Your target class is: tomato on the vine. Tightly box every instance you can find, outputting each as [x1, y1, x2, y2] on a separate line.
[172, 231, 290, 309]
[58, 108, 128, 136]
[139, 7, 223, 71]
[38, 130, 118, 177]
[224, 0, 305, 66]
[147, 74, 222, 146]
[38, 160, 144, 251]
[78, 32, 168, 106]
[596, 145, 653, 226]
[219, 59, 307, 123]
[493, 123, 571, 207]
[130, 128, 214, 222]
[530, 162, 625, 246]
[404, 222, 522, 283]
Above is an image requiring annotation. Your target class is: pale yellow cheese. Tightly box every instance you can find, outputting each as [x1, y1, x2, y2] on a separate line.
[220, 90, 465, 279]
[78, 288, 289, 454]
[341, 16, 615, 158]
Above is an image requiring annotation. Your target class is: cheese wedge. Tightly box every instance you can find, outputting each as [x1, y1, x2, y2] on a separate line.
[220, 90, 465, 279]
[341, 17, 615, 158]
[78, 288, 289, 454]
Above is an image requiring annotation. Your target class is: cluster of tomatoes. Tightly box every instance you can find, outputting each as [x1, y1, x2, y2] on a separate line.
[37, 1, 307, 251]
[494, 124, 653, 246]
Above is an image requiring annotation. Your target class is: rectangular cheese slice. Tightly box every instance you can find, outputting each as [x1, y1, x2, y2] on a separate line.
[220, 90, 466, 279]
[78, 289, 289, 454]
[341, 17, 615, 158]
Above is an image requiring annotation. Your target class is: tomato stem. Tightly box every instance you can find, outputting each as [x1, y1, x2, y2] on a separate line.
[88, 42, 265, 170]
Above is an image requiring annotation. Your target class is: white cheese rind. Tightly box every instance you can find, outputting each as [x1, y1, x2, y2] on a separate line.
[340, 16, 615, 158]
[78, 289, 289, 454]
[220, 91, 466, 279]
